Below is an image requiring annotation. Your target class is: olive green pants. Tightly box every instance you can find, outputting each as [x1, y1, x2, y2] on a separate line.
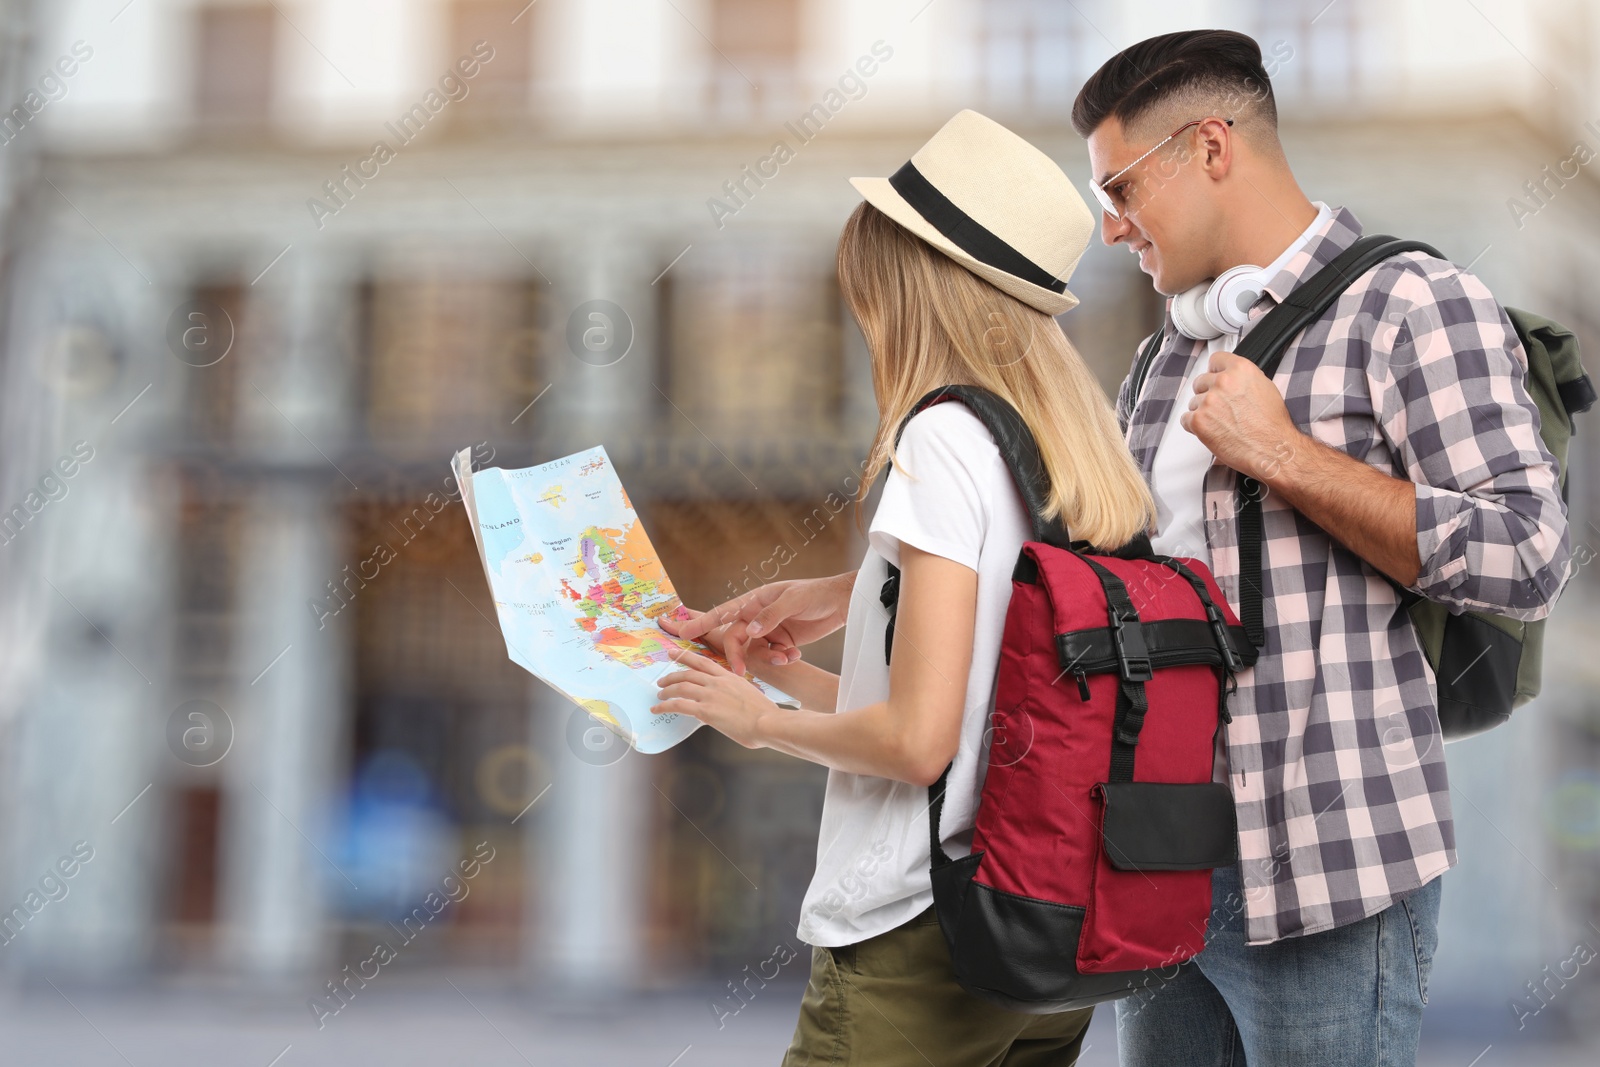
[781, 905, 1094, 1066]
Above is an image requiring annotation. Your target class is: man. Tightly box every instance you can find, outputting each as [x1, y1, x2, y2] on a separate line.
[674, 29, 1571, 1065]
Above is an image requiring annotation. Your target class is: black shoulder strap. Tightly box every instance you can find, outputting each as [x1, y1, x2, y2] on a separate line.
[887, 387, 1061, 864]
[893, 384, 1074, 550]
[881, 383, 1156, 653]
[1234, 234, 1442, 373]
[1121, 328, 1166, 431]
[882, 385, 1070, 669]
[1233, 234, 1443, 649]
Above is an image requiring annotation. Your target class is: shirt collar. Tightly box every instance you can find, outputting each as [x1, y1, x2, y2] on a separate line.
[1257, 203, 1364, 306]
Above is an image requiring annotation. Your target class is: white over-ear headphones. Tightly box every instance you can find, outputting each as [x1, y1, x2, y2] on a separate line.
[1170, 264, 1270, 341]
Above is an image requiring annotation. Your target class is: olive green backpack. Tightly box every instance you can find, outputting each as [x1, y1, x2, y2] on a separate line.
[1128, 235, 1595, 739]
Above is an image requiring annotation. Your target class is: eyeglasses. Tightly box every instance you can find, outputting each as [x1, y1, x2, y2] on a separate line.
[1088, 117, 1233, 220]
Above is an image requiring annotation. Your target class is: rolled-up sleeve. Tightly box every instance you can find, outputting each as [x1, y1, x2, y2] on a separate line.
[1370, 260, 1571, 619]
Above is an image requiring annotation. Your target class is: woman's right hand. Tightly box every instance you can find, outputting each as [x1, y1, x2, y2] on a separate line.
[662, 571, 857, 675]
[660, 605, 781, 674]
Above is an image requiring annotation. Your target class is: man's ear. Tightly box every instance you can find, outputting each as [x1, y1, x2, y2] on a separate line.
[1197, 118, 1235, 180]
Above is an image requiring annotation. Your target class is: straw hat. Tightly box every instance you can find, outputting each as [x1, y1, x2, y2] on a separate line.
[850, 109, 1095, 315]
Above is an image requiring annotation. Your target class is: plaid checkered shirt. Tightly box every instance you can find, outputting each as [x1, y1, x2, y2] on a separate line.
[1115, 206, 1572, 944]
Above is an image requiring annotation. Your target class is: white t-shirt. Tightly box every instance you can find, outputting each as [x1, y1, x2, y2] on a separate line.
[1147, 331, 1237, 563]
[794, 402, 1031, 948]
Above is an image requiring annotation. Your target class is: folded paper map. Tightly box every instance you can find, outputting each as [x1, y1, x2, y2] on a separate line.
[452, 445, 797, 753]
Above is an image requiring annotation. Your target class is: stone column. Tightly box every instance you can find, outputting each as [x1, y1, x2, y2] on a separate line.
[217, 253, 354, 977]
[218, 477, 348, 977]
[0, 456, 168, 976]
[545, 236, 661, 444]
[530, 687, 651, 990]
[523, 239, 659, 989]
[0, 254, 174, 978]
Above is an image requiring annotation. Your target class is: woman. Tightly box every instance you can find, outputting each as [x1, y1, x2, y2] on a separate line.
[655, 110, 1156, 1066]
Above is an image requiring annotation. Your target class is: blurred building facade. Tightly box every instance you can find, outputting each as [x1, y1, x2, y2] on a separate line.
[0, 0, 1595, 1037]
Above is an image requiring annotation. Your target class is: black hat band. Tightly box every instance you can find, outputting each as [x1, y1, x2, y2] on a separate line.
[887, 161, 1068, 296]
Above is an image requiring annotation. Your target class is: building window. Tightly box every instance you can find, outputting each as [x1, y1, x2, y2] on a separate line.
[360, 274, 545, 451]
[978, 0, 1088, 118]
[1255, 0, 1360, 106]
[180, 283, 245, 442]
[344, 496, 534, 957]
[193, 4, 276, 130]
[173, 484, 241, 690]
[661, 244, 841, 438]
[709, 0, 801, 119]
[161, 480, 240, 969]
[449, 0, 534, 120]
[160, 785, 224, 966]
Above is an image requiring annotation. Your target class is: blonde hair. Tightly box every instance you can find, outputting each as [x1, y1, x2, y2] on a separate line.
[838, 202, 1156, 550]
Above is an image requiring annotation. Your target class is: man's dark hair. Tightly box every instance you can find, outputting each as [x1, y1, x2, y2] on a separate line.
[1071, 30, 1277, 140]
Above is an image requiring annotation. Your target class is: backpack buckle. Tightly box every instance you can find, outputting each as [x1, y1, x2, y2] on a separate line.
[1206, 603, 1244, 674]
[1109, 608, 1153, 682]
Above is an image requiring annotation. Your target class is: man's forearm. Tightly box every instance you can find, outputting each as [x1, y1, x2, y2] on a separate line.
[1262, 432, 1422, 587]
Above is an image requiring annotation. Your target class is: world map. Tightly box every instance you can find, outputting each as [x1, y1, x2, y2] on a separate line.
[453, 445, 795, 753]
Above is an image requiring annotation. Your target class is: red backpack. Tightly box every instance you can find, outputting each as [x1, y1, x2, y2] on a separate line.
[880, 385, 1257, 1012]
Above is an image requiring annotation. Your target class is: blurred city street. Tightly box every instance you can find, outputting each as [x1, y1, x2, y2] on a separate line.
[2, 0, 1600, 1063]
[2, 979, 1599, 1067]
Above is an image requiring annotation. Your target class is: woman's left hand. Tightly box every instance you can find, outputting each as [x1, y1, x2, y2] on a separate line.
[653, 648, 781, 749]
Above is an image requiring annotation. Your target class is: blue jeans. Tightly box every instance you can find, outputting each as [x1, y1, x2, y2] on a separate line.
[1114, 862, 1442, 1067]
